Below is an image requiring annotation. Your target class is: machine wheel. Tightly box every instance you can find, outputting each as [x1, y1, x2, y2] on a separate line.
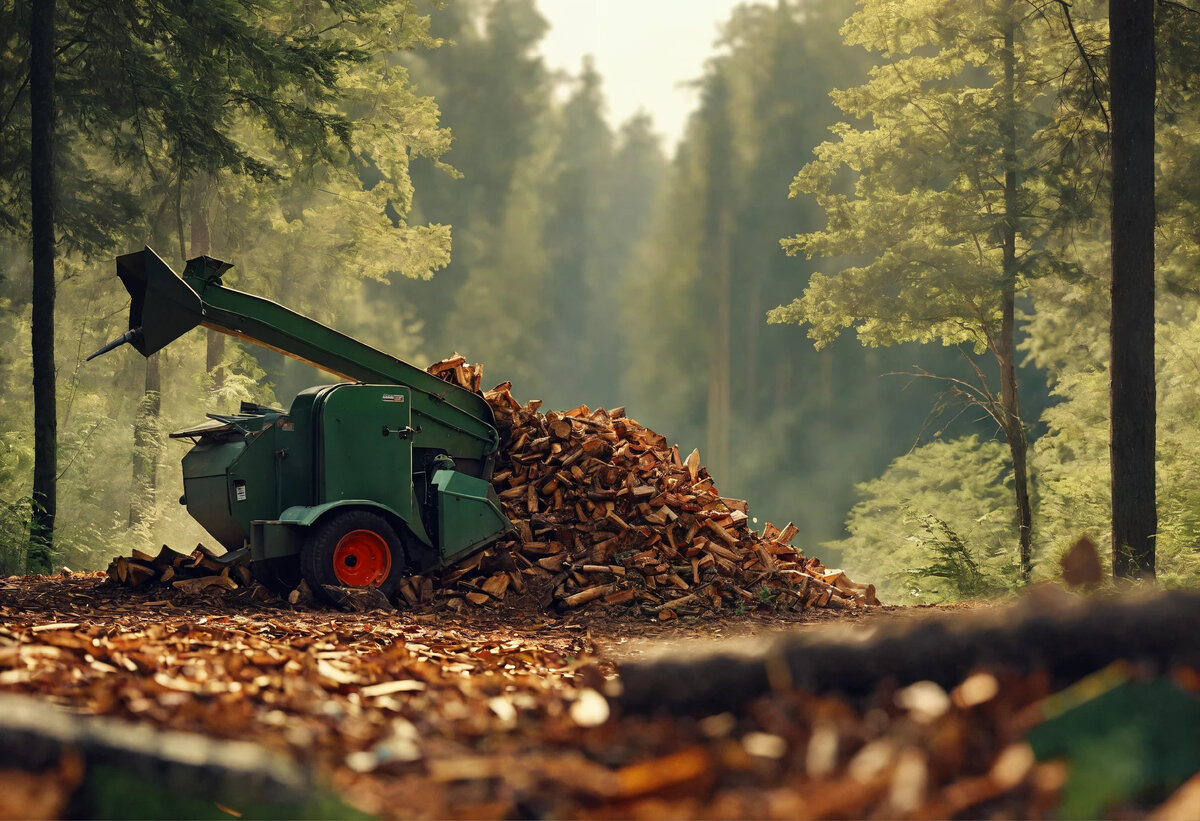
[300, 510, 407, 595]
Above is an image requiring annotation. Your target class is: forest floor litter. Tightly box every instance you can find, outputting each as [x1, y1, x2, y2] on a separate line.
[2, 574, 1199, 819]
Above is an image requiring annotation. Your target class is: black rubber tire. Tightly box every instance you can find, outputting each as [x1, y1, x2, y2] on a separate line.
[251, 556, 302, 593]
[299, 510, 407, 596]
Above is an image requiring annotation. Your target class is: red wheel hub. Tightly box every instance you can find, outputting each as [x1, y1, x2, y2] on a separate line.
[332, 529, 392, 587]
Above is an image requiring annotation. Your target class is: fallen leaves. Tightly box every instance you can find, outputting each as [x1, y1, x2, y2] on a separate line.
[6, 576, 1200, 819]
[0, 577, 599, 819]
[613, 747, 713, 799]
[568, 688, 610, 728]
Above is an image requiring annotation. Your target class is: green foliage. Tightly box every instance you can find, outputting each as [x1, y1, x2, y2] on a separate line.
[450, 123, 557, 390]
[772, 0, 1093, 349]
[401, 0, 555, 360]
[835, 436, 1017, 602]
[403, 5, 668, 412]
[1027, 276, 1200, 588]
[903, 512, 1021, 600]
[85, 764, 371, 820]
[1028, 677, 1200, 819]
[3, 0, 439, 251]
[0, 0, 457, 569]
[536, 58, 618, 407]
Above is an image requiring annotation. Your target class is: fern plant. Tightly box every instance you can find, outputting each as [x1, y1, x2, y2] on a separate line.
[0, 496, 32, 575]
[900, 512, 1020, 600]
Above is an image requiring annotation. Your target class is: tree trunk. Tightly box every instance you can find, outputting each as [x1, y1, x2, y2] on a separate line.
[28, 0, 56, 574]
[818, 349, 833, 409]
[206, 331, 226, 385]
[188, 176, 225, 386]
[1109, 0, 1156, 580]
[706, 205, 732, 483]
[702, 76, 734, 484]
[1000, 12, 1033, 583]
[126, 189, 183, 532]
[127, 172, 202, 532]
[128, 353, 161, 529]
[620, 592, 1200, 715]
[745, 280, 760, 403]
[998, 312, 1033, 583]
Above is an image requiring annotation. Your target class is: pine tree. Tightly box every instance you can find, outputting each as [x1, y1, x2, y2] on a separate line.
[602, 112, 666, 393]
[402, 0, 552, 357]
[698, 70, 735, 483]
[622, 0, 978, 549]
[774, 0, 1088, 580]
[539, 57, 615, 408]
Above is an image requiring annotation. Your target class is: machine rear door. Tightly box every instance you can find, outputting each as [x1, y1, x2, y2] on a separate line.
[318, 385, 413, 521]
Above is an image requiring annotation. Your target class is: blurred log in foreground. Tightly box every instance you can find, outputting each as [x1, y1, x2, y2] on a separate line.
[618, 590, 1200, 715]
[0, 693, 323, 819]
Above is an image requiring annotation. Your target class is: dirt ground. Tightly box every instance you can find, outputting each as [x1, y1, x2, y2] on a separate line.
[0, 574, 1193, 819]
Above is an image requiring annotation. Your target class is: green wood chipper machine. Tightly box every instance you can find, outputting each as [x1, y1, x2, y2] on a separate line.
[89, 247, 511, 594]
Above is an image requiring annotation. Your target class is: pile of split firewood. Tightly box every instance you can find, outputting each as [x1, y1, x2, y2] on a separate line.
[105, 545, 249, 594]
[422, 356, 879, 617]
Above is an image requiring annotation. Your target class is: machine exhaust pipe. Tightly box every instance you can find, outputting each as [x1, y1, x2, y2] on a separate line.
[85, 328, 143, 361]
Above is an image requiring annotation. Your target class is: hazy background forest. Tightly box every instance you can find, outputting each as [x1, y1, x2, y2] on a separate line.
[2, 0, 1198, 601]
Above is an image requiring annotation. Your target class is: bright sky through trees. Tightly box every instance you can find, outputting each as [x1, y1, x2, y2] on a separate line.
[535, 0, 746, 147]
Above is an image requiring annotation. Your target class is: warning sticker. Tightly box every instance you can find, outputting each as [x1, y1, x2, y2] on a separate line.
[235, 485, 247, 502]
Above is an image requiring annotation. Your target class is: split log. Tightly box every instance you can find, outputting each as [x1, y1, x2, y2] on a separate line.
[562, 584, 619, 608]
[106, 544, 248, 596]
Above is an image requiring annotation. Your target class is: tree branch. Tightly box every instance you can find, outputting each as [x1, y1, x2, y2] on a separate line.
[0, 73, 30, 136]
[1158, 0, 1200, 16]
[1044, 0, 1110, 132]
[887, 365, 1005, 430]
